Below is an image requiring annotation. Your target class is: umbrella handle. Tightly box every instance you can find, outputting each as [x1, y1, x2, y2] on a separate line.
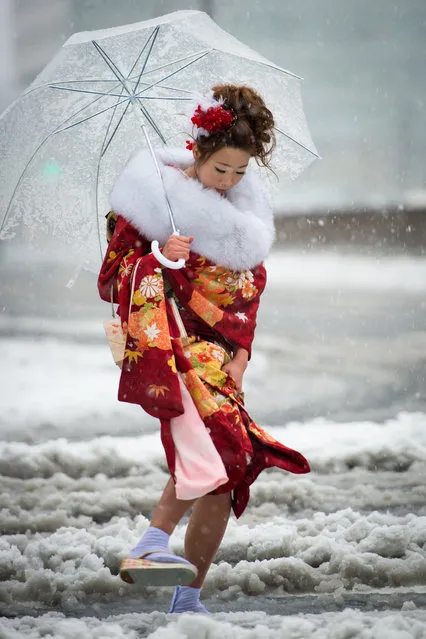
[151, 240, 185, 270]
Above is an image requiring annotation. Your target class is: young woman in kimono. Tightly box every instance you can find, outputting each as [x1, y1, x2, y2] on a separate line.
[98, 84, 310, 614]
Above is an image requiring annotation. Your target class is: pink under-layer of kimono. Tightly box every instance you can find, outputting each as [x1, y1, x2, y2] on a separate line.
[171, 372, 228, 500]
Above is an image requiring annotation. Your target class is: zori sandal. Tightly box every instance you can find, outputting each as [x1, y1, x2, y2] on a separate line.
[119, 551, 198, 587]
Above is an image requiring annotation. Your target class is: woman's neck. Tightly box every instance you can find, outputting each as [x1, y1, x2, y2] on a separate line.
[183, 165, 197, 179]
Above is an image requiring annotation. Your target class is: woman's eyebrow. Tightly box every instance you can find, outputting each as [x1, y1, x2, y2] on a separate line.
[216, 162, 248, 168]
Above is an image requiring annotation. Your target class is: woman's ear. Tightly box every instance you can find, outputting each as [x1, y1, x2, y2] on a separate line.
[192, 143, 200, 161]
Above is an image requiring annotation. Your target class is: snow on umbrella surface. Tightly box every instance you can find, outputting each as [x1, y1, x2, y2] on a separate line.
[0, 9, 319, 274]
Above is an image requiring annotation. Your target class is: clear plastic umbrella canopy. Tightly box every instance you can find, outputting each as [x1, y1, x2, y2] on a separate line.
[0, 10, 318, 274]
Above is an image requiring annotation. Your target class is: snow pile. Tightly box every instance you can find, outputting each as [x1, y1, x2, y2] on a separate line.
[268, 411, 426, 473]
[1, 413, 426, 608]
[0, 432, 164, 480]
[1, 412, 424, 481]
[148, 609, 426, 638]
[0, 612, 141, 638]
[1, 507, 425, 607]
[205, 509, 426, 597]
[1, 609, 426, 639]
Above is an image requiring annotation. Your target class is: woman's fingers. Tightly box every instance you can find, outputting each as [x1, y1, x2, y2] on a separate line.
[168, 235, 193, 247]
[162, 235, 194, 261]
[172, 235, 193, 245]
[222, 364, 237, 385]
[222, 362, 243, 391]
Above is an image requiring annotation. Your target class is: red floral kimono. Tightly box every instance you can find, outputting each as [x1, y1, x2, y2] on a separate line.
[98, 215, 310, 517]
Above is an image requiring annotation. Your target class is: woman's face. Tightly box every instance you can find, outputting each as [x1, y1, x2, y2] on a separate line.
[193, 145, 251, 194]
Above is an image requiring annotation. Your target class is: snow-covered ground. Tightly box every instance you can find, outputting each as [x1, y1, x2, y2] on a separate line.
[1, 250, 425, 637]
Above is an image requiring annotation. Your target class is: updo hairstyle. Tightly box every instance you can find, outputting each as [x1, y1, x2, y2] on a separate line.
[194, 84, 276, 170]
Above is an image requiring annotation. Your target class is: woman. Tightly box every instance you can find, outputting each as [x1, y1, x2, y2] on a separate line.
[98, 84, 310, 614]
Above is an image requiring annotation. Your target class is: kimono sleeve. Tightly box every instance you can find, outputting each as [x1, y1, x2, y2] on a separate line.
[97, 214, 163, 325]
[221, 263, 267, 359]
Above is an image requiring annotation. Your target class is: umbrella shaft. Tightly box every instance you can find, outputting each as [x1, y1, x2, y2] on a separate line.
[131, 102, 178, 235]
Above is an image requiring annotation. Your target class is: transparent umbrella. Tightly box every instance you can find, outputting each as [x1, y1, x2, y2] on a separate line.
[0, 9, 319, 276]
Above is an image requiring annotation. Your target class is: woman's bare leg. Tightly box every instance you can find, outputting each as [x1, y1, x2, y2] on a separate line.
[183, 491, 232, 588]
[150, 477, 195, 535]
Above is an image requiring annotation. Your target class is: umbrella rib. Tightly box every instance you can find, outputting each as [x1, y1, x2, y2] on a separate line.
[53, 96, 130, 134]
[101, 100, 132, 158]
[131, 96, 193, 101]
[130, 78, 195, 95]
[137, 47, 301, 81]
[48, 78, 125, 85]
[24, 64, 201, 94]
[132, 49, 212, 81]
[50, 86, 127, 98]
[144, 85, 194, 95]
[274, 127, 321, 158]
[247, 58, 302, 80]
[92, 40, 130, 95]
[49, 78, 195, 99]
[136, 50, 212, 96]
[127, 34, 155, 79]
[17, 76, 130, 136]
[133, 26, 160, 94]
[136, 101, 167, 144]
[94, 87, 129, 262]
[48, 79, 194, 98]
[47, 78, 127, 135]
[19, 79, 116, 100]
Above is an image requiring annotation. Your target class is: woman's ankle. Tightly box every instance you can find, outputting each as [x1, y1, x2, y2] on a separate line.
[129, 526, 170, 558]
[169, 585, 209, 614]
[150, 520, 177, 536]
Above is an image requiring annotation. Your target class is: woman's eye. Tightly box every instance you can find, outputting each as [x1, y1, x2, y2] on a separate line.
[215, 168, 245, 176]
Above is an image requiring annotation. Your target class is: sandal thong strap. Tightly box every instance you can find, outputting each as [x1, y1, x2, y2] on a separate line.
[137, 550, 174, 559]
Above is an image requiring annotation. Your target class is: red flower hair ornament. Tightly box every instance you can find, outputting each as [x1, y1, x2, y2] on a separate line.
[185, 91, 236, 151]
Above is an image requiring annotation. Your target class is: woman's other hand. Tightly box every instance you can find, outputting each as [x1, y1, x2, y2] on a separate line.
[222, 347, 249, 392]
[162, 234, 194, 262]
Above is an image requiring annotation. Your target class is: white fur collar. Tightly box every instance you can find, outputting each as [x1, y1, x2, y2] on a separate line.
[110, 147, 275, 271]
